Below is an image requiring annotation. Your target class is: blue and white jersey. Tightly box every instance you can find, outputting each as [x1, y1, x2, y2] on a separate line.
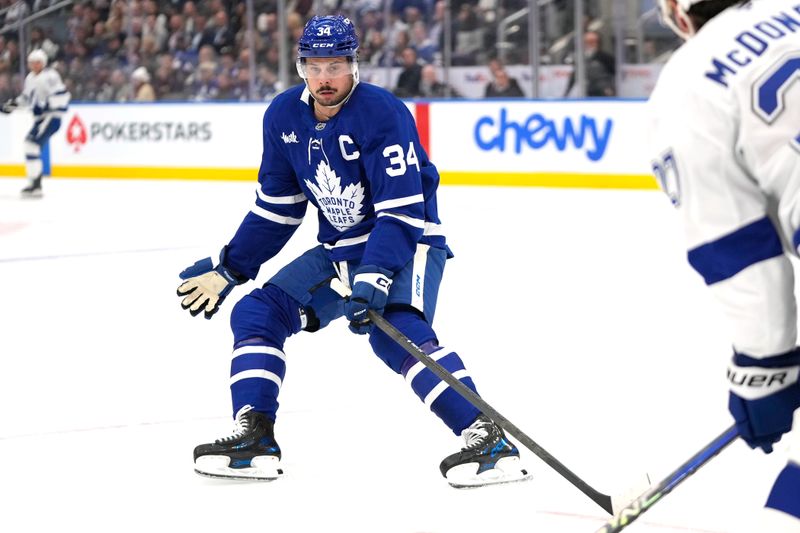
[225, 82, 449, 279]
[648, 0, 800, 358]
[19, 68, 70, 119]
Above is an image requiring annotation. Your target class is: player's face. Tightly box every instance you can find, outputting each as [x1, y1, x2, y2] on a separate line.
[28, 60, 45, 74]
[304, 57, 354, 107]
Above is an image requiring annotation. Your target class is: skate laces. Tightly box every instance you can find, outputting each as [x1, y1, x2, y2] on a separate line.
[216, 405, 254, 443]
[461, 417, 494, 450]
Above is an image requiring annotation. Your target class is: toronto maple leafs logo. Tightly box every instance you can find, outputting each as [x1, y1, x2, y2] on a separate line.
[304, 160, 365, 230]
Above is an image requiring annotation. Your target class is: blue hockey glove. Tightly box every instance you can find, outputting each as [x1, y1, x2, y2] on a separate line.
[177, 249, 247, 319]
[344, 265, 393, 335]
[727, 349, 800, 453]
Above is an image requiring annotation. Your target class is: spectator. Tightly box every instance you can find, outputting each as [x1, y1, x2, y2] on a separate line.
[564, 30, 616, 97]
[485, 59, 525, 98]
[96, 67, 132, 101]
[210, 10, 235, 55]
[394, 46, 422, 97]
[29, 27, 59, 63]
[409, 21, 437, 64]
[418, 64, 458, 98]
[1, 39, 20, 74]
[0, 72, 13, 103]
[189, 61, 219, 101]
[132, 66, 156, 101]
[153, 60, 186, 100]
[215, 71, 235, 100]
[452, 4, 483, 65]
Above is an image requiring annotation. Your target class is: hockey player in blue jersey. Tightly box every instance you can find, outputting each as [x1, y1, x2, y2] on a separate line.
[176, 15, 530, 488]
[651, 0, 800, 529]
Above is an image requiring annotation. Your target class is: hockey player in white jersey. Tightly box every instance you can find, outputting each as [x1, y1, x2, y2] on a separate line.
[651, 0, 800, 528]
[176, 15, 530, 488]
[0, 49, 70, 197]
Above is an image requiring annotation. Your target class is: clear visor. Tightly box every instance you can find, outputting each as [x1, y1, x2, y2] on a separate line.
[296, 57, 357, 80]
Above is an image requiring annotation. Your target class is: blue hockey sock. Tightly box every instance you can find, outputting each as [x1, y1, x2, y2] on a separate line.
[229, 285, 303, 420]
[401, 341, 481, 435]
[368, 310, 481, 435]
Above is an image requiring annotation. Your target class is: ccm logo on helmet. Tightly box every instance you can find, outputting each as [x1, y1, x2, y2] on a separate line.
[312, 43, 335, 48]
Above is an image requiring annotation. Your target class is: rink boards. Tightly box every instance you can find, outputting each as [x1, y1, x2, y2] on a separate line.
[0, 98, 656, 189]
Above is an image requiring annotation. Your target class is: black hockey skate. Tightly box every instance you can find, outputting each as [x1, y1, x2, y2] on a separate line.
[193, 405, 283, 480]
[440, 415, 531, 488]
[20, 177, 42, 198]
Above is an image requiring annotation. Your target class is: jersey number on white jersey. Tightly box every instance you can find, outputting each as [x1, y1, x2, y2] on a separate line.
[752, 53, 800, 151]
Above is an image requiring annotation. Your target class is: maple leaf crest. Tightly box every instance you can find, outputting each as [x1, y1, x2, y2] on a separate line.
[304, 161, 365, 231]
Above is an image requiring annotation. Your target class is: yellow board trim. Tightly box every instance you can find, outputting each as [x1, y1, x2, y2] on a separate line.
[440, 171, 658, 190]
[0, 165, 658, 189]
[53, 165, 256, 180]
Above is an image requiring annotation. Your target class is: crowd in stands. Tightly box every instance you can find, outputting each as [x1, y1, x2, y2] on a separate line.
[0, 0, 644, 102]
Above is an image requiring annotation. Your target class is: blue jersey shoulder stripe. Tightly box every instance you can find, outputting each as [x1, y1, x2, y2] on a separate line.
[688, 216, 783, 285]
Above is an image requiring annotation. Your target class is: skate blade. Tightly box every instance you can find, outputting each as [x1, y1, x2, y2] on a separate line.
[446, 456, 533, 489]
[21, 191, 43, 199]
[194, 455, 283, 481]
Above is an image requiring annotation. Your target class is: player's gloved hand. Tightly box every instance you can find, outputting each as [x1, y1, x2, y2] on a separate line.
[0, 99, 17, 114]
[344, 265, 393, 334]
[177, 250, 247, 319]
[727, 348, 800, 453]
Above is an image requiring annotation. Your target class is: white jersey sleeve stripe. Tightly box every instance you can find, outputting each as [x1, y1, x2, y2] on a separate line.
[251, 205, 304, 225]
[423, 222, 444, 236]
[256, 188, 307, 205]
[377, 212, 426, 229]
[322, 232, 371, 250]
[373, 194, 424, 212]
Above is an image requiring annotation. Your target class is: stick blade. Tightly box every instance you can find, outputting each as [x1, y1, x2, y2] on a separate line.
[611, 473, 653, 515]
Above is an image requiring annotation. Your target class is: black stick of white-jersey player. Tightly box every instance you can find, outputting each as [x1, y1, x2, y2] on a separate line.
[330, 279, 616, 514]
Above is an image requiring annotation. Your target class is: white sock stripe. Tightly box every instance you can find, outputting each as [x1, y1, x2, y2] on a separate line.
[405, 348, 452, 384]
[231, 345, 286, 362]
[230, 369, 283, 388]
[423, 369, 469, 407]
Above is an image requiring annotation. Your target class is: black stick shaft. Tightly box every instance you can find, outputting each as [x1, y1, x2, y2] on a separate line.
[368, 310, 614, 514]
[594, 425, 739, 533]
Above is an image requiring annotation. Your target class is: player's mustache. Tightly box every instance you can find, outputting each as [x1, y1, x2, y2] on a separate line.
[317, 86, 336, 93]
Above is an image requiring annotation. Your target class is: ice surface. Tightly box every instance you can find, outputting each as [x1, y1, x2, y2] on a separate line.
[0, 177, 792, 533]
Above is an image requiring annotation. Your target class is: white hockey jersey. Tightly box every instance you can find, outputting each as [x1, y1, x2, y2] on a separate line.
[648, 0, 800, 358]
[18, 67, 70, 119]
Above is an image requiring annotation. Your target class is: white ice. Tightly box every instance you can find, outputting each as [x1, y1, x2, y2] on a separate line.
[0, 177, 793, 533]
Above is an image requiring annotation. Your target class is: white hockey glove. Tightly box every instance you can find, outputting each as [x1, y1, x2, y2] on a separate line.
[0, 99, 18, 114]
[177, 251, 247, 319]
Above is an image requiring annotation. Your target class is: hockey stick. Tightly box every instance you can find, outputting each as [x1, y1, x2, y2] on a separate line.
[330, 279, 615, 514]
[594, 425, 739, 533]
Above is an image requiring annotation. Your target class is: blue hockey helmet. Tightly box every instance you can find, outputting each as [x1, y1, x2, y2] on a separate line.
[297, 15, 359, 59]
